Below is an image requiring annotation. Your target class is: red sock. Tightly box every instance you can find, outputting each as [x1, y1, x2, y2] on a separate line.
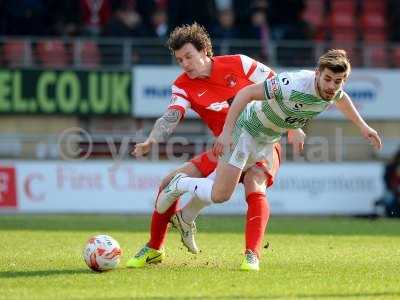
[245, 192, 270, 258]
[147, 189, 180, 250]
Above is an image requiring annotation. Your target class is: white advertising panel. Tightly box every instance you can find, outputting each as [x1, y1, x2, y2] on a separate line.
[133, 66, 400, 119]
[132, 66, 198, 118]
[319, 69, 400, 120]
[1, 161, 384, 215]
[266, 163, 384, 214]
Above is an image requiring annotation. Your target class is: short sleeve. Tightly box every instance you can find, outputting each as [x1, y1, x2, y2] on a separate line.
[263, 72, 293, 101]
[168, 84, 191, 114]
[239, 54, 275, 84]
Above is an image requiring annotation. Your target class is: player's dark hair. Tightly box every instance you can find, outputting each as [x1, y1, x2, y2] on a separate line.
[167, 23, 213, 57]
[318, 49, 351, 74]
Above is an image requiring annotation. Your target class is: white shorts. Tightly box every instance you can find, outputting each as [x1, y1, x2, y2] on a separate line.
[221, 127, 275, 171]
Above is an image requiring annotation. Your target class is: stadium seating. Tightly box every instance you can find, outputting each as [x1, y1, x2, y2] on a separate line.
[368, 47, 389, 68]
[36, 40, 69, 67]
[359, 0, 387, 44]
[76, 40, 101, 68]
[3, 39, 31, 67]
[392, 46, 400, 67]
[328, 0, 358, 45]
[330, 0, 357, 15]
[302, 0, 326, 40]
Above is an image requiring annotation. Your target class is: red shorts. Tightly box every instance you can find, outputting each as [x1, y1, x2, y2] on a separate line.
[189, 143, 281, 188]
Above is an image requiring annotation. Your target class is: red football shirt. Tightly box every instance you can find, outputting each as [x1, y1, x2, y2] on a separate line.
[168, 54, 275, 136]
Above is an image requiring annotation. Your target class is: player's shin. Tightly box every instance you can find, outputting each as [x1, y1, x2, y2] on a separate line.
[181, 196, 211, 224]
[148, 200, 179, 250]
[148, 187, 180, 249]
[245, 192, 270, 257]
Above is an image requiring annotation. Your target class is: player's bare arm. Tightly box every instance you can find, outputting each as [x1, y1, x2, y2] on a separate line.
[213, 83, 265, 156]
[213, 81, 306, 155]
[132, 109, 183, 157]
[335, 92, 382, 150]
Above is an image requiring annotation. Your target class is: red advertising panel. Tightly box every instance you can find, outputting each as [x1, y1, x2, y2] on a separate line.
[0, 167, 17, 208]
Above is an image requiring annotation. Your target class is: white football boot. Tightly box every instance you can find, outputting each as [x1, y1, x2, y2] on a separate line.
[156, 173, 187, 213]
[170, 210, 199, 254]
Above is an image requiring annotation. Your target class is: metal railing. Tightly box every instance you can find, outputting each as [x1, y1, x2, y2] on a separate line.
[1, 36, 399, 69]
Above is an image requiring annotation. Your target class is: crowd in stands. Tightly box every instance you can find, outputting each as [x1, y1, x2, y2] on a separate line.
[0, 0, 400, 67]
[0, 0, 309, 41]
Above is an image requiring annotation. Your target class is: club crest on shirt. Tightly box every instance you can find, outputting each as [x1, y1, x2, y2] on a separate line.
[270, 78, 279, 93]
[225, 74, 237, 88]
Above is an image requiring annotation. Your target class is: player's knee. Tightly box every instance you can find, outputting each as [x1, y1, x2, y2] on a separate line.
[243, 167, 266, 186]
[211, 188, 232, 203]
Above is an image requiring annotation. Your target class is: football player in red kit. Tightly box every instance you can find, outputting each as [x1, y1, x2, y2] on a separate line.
[126, 23, 305, 271]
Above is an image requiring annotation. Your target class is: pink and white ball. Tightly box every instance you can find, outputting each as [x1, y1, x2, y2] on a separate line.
[83, 235, 122, 272]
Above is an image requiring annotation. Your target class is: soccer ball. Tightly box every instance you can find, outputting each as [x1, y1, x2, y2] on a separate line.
[83, 234, 122, 272]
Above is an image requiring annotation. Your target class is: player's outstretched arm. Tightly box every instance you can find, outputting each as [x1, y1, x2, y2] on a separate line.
[132, 108, 183, 157]
[213, 83, 265, 156]
[335, 93, 382, 150]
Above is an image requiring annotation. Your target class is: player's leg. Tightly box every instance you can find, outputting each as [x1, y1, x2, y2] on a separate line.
[240, 167, 268, 271]
[148, 162, 203, 249]
[157, 128, 251, 212]
[157, 159, 242, 213]
[166, 150, 218, 253]
[126, 161, 202, 268]
[240, 144, 281, 271]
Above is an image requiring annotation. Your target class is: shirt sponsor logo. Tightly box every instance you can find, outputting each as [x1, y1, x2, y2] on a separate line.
[284, 116, 308, 127]
[206, 101, 230, 112]
[293, 103, 303, 110]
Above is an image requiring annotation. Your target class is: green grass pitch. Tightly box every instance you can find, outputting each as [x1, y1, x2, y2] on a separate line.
[0, 215, 399, 300]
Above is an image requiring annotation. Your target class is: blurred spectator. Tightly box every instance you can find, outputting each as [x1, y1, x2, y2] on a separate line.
[47, 1, 81, 36]
[81, 0, 112, 36]
[212, 8, 239, 40]
[168, 0, 216, 33]
[388, 0, 400, 42]
[266, 0, 312, 66]
[102, 1, 149, 65]
[267, 0, 307, 41]
[214, 0, 232, 11]
[1, 0, 50, 35]
[243, 7, 270, 61]
[376, 149, 400, 217]
[102, 3, 148, 37]
[148, 9, 169, 38]
[230, 0, 259, 38]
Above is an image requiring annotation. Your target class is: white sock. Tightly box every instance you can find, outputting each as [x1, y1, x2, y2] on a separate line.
[181, 196, 210, 224]
[177, 177, 214, 205]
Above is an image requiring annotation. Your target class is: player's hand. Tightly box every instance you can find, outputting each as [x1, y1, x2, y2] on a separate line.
[213, 132, 233, 157]
[360, 125, 382, 150]
[288, 129, 306, 155]
[131, 139, 153, 157]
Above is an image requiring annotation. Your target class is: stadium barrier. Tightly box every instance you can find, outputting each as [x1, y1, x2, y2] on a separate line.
[1, 67, 399, 119]
[0, 161, 384, 215]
